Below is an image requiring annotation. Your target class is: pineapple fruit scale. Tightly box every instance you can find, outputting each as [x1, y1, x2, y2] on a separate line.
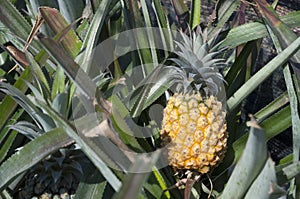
[160, 93, 227, 174]
[160, 31, 228, 174]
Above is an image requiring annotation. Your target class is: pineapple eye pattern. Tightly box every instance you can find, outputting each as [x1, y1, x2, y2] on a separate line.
[160, 94, 228, 174]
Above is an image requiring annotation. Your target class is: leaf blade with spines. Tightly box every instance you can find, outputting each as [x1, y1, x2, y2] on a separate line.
[219, 11, 300, 49]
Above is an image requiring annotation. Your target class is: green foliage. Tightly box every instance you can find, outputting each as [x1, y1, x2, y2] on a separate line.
[0, 0, 300, 198]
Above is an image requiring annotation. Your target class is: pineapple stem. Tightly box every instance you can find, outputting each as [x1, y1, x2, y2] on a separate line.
[184, 177, 196, 199]
[184, 171, 201, 199]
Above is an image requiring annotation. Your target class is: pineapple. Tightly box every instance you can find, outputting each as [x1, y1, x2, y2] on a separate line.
[160, 31, 228, 174]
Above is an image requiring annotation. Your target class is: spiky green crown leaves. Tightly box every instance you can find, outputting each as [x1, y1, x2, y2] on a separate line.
[170, 31, 226, 96]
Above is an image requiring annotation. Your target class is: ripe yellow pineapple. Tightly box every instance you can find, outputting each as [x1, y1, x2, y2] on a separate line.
[160, 31, 228, 174]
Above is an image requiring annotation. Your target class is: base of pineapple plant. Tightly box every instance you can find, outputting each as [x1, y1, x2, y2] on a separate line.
[15, 172, 78, 199]
[12, 147, 90, 199]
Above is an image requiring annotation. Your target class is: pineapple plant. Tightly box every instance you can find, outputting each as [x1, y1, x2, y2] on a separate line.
[0, 0, 300, 198]
[160, 31, 228, 185]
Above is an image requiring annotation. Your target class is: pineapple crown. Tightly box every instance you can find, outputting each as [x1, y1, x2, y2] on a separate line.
[170, 31, 226, 96]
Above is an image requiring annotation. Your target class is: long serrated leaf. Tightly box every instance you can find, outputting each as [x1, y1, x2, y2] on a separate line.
[264, 9, 300, 194]
[283, 64, 300, 164]
[227, 37, 300, 111]
[220, 121, 267, 198]
[283, 62, 300, 197]
[219, 11, 300, 49]
[52, 92, 68, 117]
[130, 65, 163, 118]
[124, 0, 154, 75]
[0, 108, 23, 144]
[0, 0, 41, 51]
[127, 66, 181, 113]
[153, 0, 168, 29]
[0, 127, 72, 191]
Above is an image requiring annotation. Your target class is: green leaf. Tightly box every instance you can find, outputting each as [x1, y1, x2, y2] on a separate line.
[127, 65, 181, 114]
[254, 0, 300, 87]
[0, 127, 72, 191]
[219, 11, 300, 49]
[51, 66, 65, 99]
[263, 11, 300, 195]
[0, 67, 32, 130]
[225, 41, 257, 97]
[78, 0, 112, 73]
[153, 0, 168, 29]
[0, 130, 17, 163]
[0, 82, 56, 131]
[277, 161, 300, 186]
[0, 189, 12, 199]
[220, 121, 267, 198]
[39, 6, 82, 58]
[283, 66, 300, 162]
[140, 0, 158, 64]
[0, 0, 41, 51]
[52, 92, 69, 118]
[110, 95, 143, 151]
[254, 91, 289, 122]
[57, 0, 84, 25]
[190, 0, 201, 29]
[227, 37, 300, 111]
[207, 0, 240, 39]
[9, 121, 43, 139]
[152, 167, 171, 199]
[234, 106, 292, 162]
[245, 158, 285, 198]
[36, 33, 96, 98]
[75, 166, 107, 199]
[123, 0, 154, 75]
[0, 109, 23, 162]
[112, 150, 161, 199]
[25, 51, 50, 90]
[171, 0, 188, 16]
